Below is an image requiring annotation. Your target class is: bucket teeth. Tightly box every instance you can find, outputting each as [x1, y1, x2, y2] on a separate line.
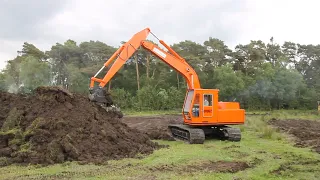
[89, 87, 113, 106]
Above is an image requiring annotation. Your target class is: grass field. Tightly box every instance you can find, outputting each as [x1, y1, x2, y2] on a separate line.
[1, 110, 320, 180]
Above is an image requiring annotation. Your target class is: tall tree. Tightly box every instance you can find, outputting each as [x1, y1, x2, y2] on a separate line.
[266, 37, 283, 67]
[46, 39, 82, 89]
[203, 37, 232, 68]
[171, 40, 208, 70]
[0, 72, 7, 91]
[2, 56, 24, 91]
[234, 40, 266, 76]
[212, 65, 245, 101]
[18, 42, 47, 60]
[282, 41, 298, 69]
[19, 56, 51, 92]
[134, 54, 140, 90]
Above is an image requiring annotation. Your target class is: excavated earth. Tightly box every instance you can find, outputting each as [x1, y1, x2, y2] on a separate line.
[268, 118, 320, 153]
[0, 86, 160, 166]
[122, 115, 183, 141]
[146, 160, 250, 173]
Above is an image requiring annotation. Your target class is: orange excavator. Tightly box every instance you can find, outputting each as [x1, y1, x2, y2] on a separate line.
[89, 28, 245, 144]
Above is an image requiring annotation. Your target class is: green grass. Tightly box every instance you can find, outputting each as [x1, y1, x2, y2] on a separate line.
[1, 111, 320, 180]
[246, 109, 320, 120]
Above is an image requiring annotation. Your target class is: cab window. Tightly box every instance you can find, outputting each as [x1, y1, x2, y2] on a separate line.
[203, 94, 212, 106]
[192, 94, 200, 117]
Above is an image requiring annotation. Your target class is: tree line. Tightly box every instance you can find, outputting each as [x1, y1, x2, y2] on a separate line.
[0, 36, 319, 110]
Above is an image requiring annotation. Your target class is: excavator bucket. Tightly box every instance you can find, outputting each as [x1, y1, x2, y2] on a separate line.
[89, 87, 123, 118]
[89, 86, 113, 106]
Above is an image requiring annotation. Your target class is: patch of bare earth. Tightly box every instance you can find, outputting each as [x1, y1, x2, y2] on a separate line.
[270, 154, 320, 175]
[147, 161, 250, 173]
[268, 118, 320, 153]
[122, 115, 183, 141]
[271, 160, 320, 175]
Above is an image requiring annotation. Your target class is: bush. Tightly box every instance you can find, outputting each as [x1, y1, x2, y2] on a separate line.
[110, 88, 134, 109]
[133, 86, 185, 111]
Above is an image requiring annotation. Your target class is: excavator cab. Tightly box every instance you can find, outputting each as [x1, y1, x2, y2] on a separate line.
[182, 89, 217, 125]
[182, 89, 245, 126]
[167, 89, 244, 143]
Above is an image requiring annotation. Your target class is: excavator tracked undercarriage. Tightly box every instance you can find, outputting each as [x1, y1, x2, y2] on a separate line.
[89, 28, 245, 144]
[168, 124, 241, 144]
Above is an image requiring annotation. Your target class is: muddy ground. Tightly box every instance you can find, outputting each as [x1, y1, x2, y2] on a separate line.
[268, 118, 320, 153]
[0, 87, 160, 166]
[123, 115, 320, 155]
[146, 160, 250, 173]
[122, 115, 183, 141]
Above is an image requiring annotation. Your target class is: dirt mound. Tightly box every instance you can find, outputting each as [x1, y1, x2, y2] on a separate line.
[0, 86, 160, 166]
[268, 118, 320, 153]
[122, 115, 183, 141]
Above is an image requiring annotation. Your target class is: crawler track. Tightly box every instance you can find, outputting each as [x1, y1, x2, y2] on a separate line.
[168, 124, 205, 144]
[168, 124, 241, 144]
[222, 127, 241, 141]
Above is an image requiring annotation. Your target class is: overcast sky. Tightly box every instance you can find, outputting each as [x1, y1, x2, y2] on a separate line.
[0, 0, 319, 70]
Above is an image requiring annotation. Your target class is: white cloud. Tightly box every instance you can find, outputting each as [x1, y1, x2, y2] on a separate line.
[0, 40, 20, 70]
[237, 0, 320, 46]
[44, 0, 244, 45]
[1, 0, 320, 70]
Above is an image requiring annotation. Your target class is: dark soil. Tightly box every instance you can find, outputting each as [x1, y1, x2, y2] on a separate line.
[269, 152, 320, 175]
[0, 86, 160, 166]
[268, 118, 320, 153]
[190, 161, 250, 173]
[122, 115, 183, 141]
[147, 160, 250, 173]
[271, 158, 320, 175]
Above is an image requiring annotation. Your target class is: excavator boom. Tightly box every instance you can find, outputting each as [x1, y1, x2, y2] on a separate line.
[89, 27, 200, 104]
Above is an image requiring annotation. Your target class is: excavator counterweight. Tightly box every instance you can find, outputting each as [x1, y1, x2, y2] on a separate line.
[89, 28, 245, 143]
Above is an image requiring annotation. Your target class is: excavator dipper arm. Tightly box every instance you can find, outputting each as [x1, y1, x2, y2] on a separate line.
[90, 28, 150, 89]
[89, 28, 200, 105]
[89, 28, 150, 105]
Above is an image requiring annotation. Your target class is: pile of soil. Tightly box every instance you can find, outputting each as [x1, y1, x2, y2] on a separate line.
[268, 118, 320, 153]
[0, 86, 160, 166]
[122, 115, 183, 141]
